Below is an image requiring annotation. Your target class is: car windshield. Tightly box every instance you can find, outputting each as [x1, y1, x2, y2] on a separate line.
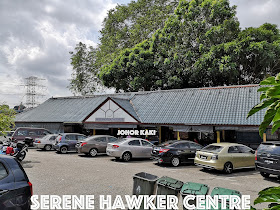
[258, 144, 280, 155]
[201, 145, 223, 153]
[159, 140, 177, 147]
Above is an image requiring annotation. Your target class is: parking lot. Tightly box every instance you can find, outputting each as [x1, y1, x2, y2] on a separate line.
[23, 148, 279, 209]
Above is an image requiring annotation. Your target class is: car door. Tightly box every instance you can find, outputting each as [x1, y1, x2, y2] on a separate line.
[237, 146, 255, 167]
[0, 160, 17, 209]
[94, 137, 107, 153]
[175, 142, 191, 163]
[65, 134, 77, 150]
[140, 140, 154, 158]
[127, 140, 142, 158]
[228, 146, 243, 168]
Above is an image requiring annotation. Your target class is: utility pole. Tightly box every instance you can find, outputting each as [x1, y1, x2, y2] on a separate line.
[23, 76, 46, 108]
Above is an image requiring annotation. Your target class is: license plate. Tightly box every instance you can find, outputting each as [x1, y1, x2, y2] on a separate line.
[264, 160, 274, 164]
[200, 155, 207, 160]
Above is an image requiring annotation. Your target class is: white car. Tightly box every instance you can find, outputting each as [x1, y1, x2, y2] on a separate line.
[34, 134, 58, 151]
[106, 138, 154, 161]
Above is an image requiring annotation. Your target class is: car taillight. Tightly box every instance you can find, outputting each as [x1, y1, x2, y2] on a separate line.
[58, 136, 62, 142]
[159, 149, 169, 153]
[28, 182, 33, 196]
[112, 145, 119, 149]
[255, 150, 257, 161]
[37, 141, 41, 143]
[81, 142, 87, 147]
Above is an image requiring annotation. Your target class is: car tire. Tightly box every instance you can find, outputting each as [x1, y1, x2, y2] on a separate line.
[60, 146, 68, 154]
[44, 145, 52, 151]
[260, 172, 270, 178]
[89, 148, 98, 157]
[223, 162, 233, 174]
[171, 156, 180, 167]
[122, 152, 132, 162]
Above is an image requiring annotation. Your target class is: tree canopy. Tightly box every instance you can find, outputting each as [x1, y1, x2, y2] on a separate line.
[70, 0, 280, 94]
[0, 104, 15, 134]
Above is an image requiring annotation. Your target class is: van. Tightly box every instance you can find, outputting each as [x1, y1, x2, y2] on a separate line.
[255, 141, 280, 178]
[12, 127, 52, 146]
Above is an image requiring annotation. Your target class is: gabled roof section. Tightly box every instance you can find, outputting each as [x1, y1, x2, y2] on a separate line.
[15, 96, 108, 123]
[111, 97, 141, 121]
[131, 85, 263, 125]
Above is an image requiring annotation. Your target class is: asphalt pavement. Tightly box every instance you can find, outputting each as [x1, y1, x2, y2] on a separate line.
[22, 148, 280, 209]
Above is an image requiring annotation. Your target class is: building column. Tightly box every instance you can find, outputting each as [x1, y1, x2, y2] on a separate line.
[177, 131, 180, 140]
[93, 129, 96, 135]
[158, 126, 162, 144]
[217, 131, 220, 143]
[263, 133, 267, 142]
[222, 130, 225, 141]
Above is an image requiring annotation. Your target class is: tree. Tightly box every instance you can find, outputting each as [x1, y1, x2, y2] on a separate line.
[69, 0, 179, 95]
[99, 0, 280, 92]
[247, 73, 280, 137]
[0, 104, 16, 134]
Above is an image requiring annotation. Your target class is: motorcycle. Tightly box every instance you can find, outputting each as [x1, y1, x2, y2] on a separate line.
[0, 136, 28, 161]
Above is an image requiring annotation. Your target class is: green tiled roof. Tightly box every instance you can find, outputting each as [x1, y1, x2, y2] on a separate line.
[15, 85, 264, 126]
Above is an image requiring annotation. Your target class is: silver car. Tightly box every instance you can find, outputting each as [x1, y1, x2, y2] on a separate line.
[106, 138, 154, 161]
[34, 134, 58, 151]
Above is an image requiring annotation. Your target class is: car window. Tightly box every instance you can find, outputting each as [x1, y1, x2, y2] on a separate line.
[0, 163, 8, 180]
[77, 135, 86, 140]
[65, 135, 76, 141]
[17, 130, 28, 136]
[258, 144, 280, 155]
[228, 146, 239, 153]
[49, 136, 57, 141]
[95, 137, 107, 142]
[189, 142, 202, 149]
[202, 145, 223, 153]
[237, 146, 252, 153]
[28, 131, 38, 136]
[128, 140, 141, 146]
[174, 142, 189, 149]
[108, 137, 117, 143]
[141, 140, 153, 147]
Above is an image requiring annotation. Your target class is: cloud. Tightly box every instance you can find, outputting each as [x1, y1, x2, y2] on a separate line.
[0, 0, 116, 106]
[230, 0, 280, 28]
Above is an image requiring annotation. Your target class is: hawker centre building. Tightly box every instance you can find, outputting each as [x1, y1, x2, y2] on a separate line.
[15, 84, 280, 149]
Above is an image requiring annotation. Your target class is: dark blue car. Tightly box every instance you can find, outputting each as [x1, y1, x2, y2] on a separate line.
[53, 133, 87, 154]
[0, 155, 32, 209]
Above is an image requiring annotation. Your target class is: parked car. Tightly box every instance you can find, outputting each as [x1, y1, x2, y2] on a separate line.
[11, 127, 52, 146]
[106, 138, 154, 161]
[0, 155, 32, 209]
[76, 135, 118, 157]
[255, 141, 280, 178]
[53, 133, 87, 153]
[152, 140, 203, 167]
[34, 134, 58, 151]
[194, 143, 255, 174]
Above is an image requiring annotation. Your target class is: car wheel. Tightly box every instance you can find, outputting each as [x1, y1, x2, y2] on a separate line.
[60, 146, 68, 154]
[89, 148, 98, 157]
[122, 152, 132, 162]
[260, 172, 270, 178]
[44, 145, 52, 151]
[171, 157, 180, 167]
[223, 162, 233, 174]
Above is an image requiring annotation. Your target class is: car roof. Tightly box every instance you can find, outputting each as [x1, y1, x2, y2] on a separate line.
[0, 154, 16, 161]
[261, 141, 280, 145]
[208, 142, 244, 147]
[58, 133, 86, 135]
[15, 127, 48, 130]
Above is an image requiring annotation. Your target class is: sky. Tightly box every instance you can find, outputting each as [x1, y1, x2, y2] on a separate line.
[0, 0, 280, 107]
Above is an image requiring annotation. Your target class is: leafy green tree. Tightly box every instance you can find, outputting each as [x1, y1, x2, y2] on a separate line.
[0, 104, 16, 134]
[251, 186, 280, 210]
[69, 0, 179, 94]
[247, 73, 280, 137]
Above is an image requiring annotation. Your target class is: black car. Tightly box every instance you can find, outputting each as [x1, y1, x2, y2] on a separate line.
[151, 140, 203, 167]
[0, 155, 32, 209]
[255, 141, 280, 178]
